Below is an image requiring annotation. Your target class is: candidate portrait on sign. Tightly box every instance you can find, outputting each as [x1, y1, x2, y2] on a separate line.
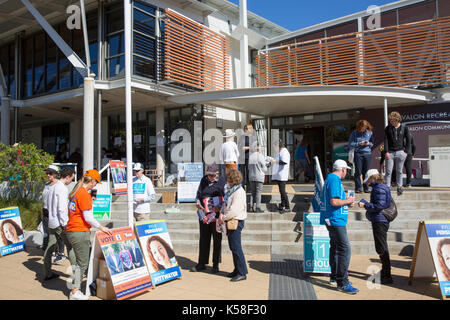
[1, 218, 24, 246]
[146, 235, 177, 272]
[436, 238, 450, 281]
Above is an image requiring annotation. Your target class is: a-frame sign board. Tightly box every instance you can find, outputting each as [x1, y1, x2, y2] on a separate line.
[409, 221, 450, 300]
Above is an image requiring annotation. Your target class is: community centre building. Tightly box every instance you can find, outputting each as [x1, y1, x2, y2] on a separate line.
[1, 0, 450, 181]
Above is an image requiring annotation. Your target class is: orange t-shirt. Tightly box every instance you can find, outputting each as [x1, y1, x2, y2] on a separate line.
[67, 187, 93, 232]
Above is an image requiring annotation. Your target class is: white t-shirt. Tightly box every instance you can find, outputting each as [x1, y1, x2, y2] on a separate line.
[133, 174, 156, 214]
[46, 180, 70, 229]
[272, 147, 291, 181]
[220, 140, 239, 163]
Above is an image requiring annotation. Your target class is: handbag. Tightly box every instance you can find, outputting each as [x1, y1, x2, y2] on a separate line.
[226, 218, 239, 230]
[380, 198, 398, 222]
[348, 148, 355, 164]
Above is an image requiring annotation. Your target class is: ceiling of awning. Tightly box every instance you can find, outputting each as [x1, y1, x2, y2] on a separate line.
[167, 85, 435, 117]
[0, 0, 99, 45]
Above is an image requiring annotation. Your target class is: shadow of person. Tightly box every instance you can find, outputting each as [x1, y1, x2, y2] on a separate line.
[175, 255, 197, 270]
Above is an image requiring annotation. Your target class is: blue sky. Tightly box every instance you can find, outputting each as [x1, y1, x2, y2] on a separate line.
[227, 0, 396, 31]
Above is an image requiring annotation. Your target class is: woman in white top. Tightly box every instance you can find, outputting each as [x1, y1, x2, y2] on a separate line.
[220, 129, 239, 174]
[218, 169, 248, 282]
[271, 139, 291, 213]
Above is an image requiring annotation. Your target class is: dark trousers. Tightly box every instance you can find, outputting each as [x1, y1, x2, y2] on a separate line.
[326, 225, 351, 287]
[404, 153, 413, 185]
[354, 152, 371, 192]
[198, 221, 222, 266]
[241, 160, 249, 191]
[227, 220, 248, 276]
[371, 222, 391, 278]
[277, 180, 290, 209]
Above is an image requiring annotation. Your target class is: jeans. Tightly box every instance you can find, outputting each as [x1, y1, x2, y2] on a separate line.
[371, 222, 391, 279]
[227, 220, 248, 276]
[66, 231, 91, 290]
[43, 226, 76, 278]
[249, 181, 263, 210]
[326, 225, 351, 287]
[354, 152, 371, 192]
[276, 180, 290, 209]
[385, 150, 407, 187]
[198, 221, 222, 266]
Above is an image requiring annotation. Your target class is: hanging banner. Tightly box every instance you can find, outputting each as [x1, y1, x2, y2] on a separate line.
[93, 194, 112, 220]
[177, 163, 203, 202]
[0, 207, 25, 257]
[409, 220, 450, 300]
[96, 227, 153, 300]
[303, 212, 331, 274]
[311, 156, 324, 213]
[135, 220, 182, 285]
[109, 160, 127, 195]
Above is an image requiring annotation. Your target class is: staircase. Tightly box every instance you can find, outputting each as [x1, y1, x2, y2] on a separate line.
[99, 184, 450, 257]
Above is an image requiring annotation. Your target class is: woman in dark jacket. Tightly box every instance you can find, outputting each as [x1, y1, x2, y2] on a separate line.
[358, 169, 393, 285]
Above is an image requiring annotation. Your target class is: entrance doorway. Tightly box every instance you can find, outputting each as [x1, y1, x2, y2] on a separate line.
[293, 127, 325, 181]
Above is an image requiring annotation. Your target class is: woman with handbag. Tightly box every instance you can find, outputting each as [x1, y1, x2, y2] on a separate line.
[218, 169, 248, 282]
[348, 120, 374, 193]
[358, 169, 393, 284]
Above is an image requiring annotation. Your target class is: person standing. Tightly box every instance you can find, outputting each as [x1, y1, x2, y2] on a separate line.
[220, 129, 239, 174]
[320, 159, 358, 294]
[192, 164, 226, 274]
[218, 169, 248, 282]
[248, 142, 267, 213]
[66, 169, 112, 300]
[41, 165, 60, 252]
[358, 169, 393, 284]
[240, 123, 255, 191]
[294, 139, 311, 183]
[132, 163, 156, 221]
[271, 140, 291, 213]
[384, 111, 411, 196]
[404, 134, 416, 188]
[348, 120, 374, 193]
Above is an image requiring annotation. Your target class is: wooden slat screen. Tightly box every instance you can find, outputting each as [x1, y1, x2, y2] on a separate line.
[163, 9, 231, 91]
[256, 16, 450, 89]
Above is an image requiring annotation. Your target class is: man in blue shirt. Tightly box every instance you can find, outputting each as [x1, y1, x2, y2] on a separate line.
[320, 159, 358, 294]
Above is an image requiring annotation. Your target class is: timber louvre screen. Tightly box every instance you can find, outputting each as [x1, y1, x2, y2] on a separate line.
[163, 9, 230, 91]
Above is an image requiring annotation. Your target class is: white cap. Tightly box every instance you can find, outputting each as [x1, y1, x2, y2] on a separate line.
[223, 129, 235, 138]
[46, 165, 60, 173]
[332, 159, 351, 171]
[364, 169, 380, 183]
[133, 163, 144, 171]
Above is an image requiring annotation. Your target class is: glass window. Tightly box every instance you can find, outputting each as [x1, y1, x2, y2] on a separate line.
[106, 7, 124, 34]
[296, 30, 325, 43]
[133, 55, 155, 79]
[438, 0, 450, 18]
[326, 21, 357, 37]
[72, 29, 85, 87]
[46, 36, 58, 92]
[33, 32, 45, 95]
[107, 33, 124, 57]
[58, 25, 72, 90]
[0, 46, 8, 93]
[107, 55, 125, 78]
[22, 37, 33, 98]
[134, 1, 156, 15]
[134, 9, 155, 35]
[398, 1, 437, 24]
[134, 33, 156, 60]
[271, 117, 285, 127]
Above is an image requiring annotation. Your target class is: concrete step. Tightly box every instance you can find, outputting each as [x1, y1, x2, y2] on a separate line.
[348, 209, 449, 221]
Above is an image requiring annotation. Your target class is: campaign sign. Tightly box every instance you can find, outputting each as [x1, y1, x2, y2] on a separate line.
[425, 221, 450, 297]
[110, 160, 127, 195]
[311, 156, 324, 212]
[0, 207, 25, 256]
[303, 212, 331, 274]
[97, 227, 152, 300]
[135, 220, 182, 285]
[93, 194, 112, 220]
[177, 163, 203, 202]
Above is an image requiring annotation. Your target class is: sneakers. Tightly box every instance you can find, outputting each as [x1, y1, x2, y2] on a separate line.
[279, 208, 290, 214]
[404, 184, 411, 188]
[337, 284, 359, 294]
[254, 208, 264, 213]
[190, 264, 206, 272]
[397, 187, 403, 196]
[69, 290, 89, 300]
[211, 264, 219, 274]
[53, 255, 66, 264]
[329, 279, 337, 287]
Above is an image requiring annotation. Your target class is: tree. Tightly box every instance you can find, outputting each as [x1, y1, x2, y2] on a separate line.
[0, 143, 54, 200]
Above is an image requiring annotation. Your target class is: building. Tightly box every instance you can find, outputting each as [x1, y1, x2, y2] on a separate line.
[1, 0, 449, 182]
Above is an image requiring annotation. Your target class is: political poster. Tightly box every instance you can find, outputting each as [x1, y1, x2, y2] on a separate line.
[110, 160, 127, 195]
[177, 163, 203, 202]
[0, 207, 25, 257]
[135, 220, 182, 285]
[96, 227, 153, 300]
[303, 212, 331, 274]
[311, 156, 324, 213]
[410, 221, 450, 299]
[93, 194, 112, 220]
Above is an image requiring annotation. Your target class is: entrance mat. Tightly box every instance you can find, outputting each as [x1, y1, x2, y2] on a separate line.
[269, 254, 317, 300]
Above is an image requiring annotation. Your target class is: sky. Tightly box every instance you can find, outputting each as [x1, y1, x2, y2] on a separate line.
[227, 0, 397, 31]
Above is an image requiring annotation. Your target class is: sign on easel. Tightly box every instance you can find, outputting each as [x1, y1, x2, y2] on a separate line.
[409, 220, 450, 300]
[0, 207, 25, 256]
[177, 163, 203, 202]
[109, 160, 127, 195]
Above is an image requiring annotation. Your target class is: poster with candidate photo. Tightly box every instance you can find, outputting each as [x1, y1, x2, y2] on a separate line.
[96, 227, 152, 299]
[0, 207, 25, 256]
[177, 163, 203, 202]
[135, 220, 182, 285]
[109, 160, 127, 195]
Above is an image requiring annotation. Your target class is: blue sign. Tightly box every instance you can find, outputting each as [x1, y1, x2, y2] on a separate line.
[0, 207, 25, 256]
[303, 212, 331, 273]
[311, 157, 324, 212]
[178, 163, 203, 202]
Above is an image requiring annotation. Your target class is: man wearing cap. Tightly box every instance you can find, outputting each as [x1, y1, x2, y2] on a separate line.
[192, 164, 226, 273]
[320, 159, 358, 294]
[220, 129, 239, 174]
[132, 163, 155, 221]
[41, 165, 60, 252]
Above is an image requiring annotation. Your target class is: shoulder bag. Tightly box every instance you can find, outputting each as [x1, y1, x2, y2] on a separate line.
[380, 198, 398, 222]
[226, 218, 239, 230]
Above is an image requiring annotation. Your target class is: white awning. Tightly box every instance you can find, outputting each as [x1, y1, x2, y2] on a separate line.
[167, 85, 434, 117]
